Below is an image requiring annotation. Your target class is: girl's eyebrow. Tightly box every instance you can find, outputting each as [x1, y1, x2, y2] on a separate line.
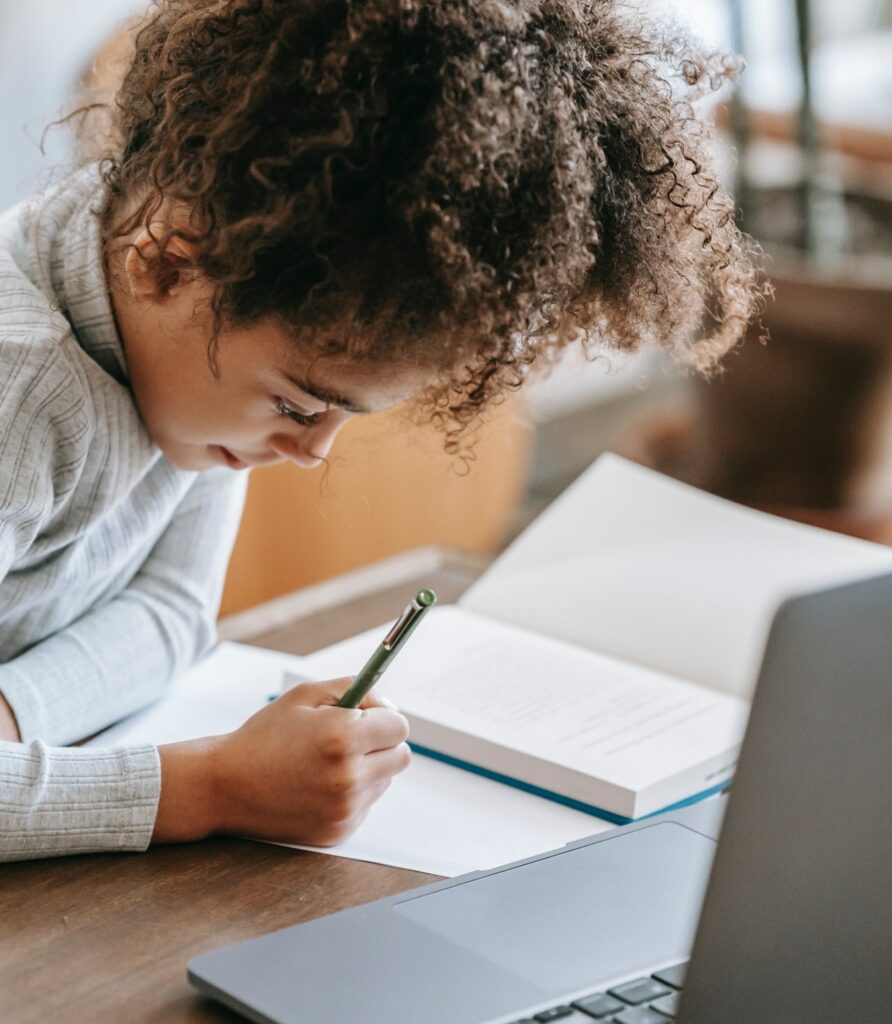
[280, 371, 369, 414]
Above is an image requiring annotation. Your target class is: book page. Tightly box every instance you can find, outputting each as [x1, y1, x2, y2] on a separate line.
[461, 455, 892, 697]
[301, 606, 748, 793]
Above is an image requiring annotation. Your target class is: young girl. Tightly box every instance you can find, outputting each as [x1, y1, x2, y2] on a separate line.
[0, 0, 762, 861]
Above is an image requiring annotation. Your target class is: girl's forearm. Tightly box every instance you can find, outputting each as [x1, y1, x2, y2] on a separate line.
[0, 708, 225, 842]
[152, 737, 224, 843]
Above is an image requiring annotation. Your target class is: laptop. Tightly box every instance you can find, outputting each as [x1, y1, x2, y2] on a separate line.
[188, 572, 892, 1023]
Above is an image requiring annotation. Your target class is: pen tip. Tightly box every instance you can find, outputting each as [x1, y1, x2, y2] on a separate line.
[416, 588, 437, 607]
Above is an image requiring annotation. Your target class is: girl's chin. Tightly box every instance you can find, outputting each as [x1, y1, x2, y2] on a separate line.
[156, 440, 225, 472]
[215, 445, 250, 470]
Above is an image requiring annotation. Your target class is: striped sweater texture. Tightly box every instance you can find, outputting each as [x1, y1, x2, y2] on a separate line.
[0, 168, 246, 860]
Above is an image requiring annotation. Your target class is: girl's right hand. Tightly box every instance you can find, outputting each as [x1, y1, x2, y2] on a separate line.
[152, 679, 411, 847]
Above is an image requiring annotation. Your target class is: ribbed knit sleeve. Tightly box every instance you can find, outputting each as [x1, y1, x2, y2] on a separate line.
[0, 740, 161, 861]
[0, 468, 245, 859]
[0, 468, 247, 747]
[0, 333, 91, 580]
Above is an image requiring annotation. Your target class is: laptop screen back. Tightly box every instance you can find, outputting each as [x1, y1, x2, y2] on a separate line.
[681, 572, 892, 1023]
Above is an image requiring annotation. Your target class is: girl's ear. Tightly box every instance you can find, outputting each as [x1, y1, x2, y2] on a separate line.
[123, 224, 200, 302]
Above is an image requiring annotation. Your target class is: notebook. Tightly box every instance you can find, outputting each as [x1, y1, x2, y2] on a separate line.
[300, 455, 892, 822]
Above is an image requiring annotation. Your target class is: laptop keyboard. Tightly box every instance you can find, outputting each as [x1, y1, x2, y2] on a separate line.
[510, 961, 687, 1023]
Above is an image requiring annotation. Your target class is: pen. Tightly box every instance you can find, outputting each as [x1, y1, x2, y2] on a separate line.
[336, 588, 437, 708]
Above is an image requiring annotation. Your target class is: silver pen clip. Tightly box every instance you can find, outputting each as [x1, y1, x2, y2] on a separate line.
[382, 597, 424, 651]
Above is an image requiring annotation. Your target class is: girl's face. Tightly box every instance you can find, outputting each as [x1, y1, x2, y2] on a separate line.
[112, 257, 433, 472]
[127, 314, 430, 473]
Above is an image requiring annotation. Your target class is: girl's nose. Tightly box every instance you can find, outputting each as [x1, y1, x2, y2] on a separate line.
[305, 415, 345, 461]
[269, 413, 350, 468]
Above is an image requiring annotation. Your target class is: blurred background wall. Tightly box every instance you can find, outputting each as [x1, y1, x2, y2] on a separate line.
[2, 0, 890, 614]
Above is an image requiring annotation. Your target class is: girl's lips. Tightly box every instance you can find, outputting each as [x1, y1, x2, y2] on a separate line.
[218, 445, 249, 470]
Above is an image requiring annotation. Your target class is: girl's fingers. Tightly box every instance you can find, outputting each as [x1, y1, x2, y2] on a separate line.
[281, 678, 353, 707]
[359, 690, 398, 711]
[355, 707, 410, 752]
[283, 678, 400, 711]
[363, 742, 412, 783]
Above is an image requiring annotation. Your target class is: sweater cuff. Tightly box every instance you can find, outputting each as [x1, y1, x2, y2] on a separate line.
[0, 740, 161, 861]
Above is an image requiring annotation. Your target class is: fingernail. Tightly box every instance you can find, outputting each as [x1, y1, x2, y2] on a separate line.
[380, 696, 398, 710]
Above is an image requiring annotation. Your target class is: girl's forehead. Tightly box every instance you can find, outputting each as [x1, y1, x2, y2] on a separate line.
[298, 355, 436, 414]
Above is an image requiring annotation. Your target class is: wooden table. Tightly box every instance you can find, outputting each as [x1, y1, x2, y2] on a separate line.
[0, 547, 485, 1024]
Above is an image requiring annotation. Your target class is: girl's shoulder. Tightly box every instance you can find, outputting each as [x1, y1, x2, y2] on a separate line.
[0, 326, 93, 488]
[0, 333, 93, 562]
[0, 172, 112, 439]
[0, 196, 77, 344]
[0, 215, 94, 497]
[0, 240, 68, 337]
[0, 218, 90, 421]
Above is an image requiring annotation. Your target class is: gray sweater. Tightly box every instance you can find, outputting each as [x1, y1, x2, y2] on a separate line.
[0, 168, 246, 860]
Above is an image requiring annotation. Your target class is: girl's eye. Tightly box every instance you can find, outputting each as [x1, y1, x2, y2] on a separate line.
[275, 397, 321, 427]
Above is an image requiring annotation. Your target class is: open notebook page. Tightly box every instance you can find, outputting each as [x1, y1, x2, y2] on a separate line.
[461, 455, 892, 698]
[301, 606, 748, 815]
[87, 642, 603, 876]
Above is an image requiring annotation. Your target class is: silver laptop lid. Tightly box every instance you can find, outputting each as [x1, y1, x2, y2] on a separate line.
[681, 571, 892, 1023]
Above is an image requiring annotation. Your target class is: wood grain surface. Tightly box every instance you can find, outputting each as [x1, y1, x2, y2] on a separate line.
[0, 840, 439, 1024]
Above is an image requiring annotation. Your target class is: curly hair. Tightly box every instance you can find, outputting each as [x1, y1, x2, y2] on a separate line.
[98, 0, 766, 448]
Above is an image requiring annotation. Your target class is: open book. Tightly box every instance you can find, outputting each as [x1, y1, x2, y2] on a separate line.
[302, 455, 892, 823]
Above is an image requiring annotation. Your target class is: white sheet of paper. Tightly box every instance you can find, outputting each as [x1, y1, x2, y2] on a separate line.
[295, 753, 609, 877]
[87, 642, 604, 876]
[461, 454, 892, 698]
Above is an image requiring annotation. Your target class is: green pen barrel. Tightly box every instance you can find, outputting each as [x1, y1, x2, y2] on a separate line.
[337, 645, 391, 708]
[336, 588, 436, 708]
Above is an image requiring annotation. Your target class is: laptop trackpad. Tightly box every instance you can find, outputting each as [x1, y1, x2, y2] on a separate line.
[394, 823, 715, 993]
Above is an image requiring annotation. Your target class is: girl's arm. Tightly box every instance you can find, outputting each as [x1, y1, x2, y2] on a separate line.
[0, 468, 244, 859]
[0, 739, 163, 860]
[0, 467, 413, 860]
[0, 681, 410, 862]
[0, 468, 246, 747]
